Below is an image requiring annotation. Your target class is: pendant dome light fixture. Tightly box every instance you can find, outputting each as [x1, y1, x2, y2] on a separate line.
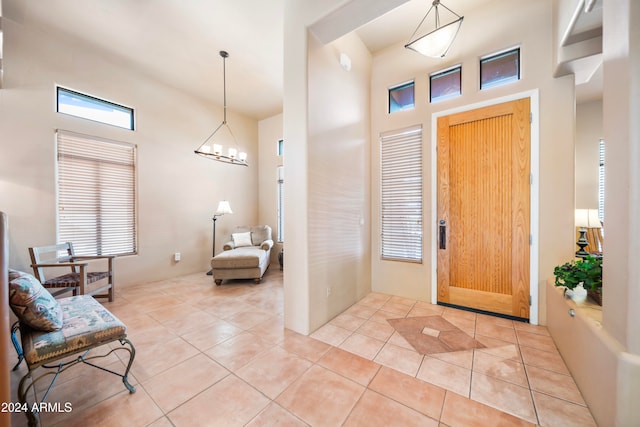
[405, 0, 464, 58]
[194, 50, 248, 166]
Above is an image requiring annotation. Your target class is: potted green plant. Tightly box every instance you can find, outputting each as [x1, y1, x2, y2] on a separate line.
[553, 255, 603, 305]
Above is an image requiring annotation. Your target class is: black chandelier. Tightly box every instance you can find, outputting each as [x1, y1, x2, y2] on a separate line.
[194, 51, 248, 166]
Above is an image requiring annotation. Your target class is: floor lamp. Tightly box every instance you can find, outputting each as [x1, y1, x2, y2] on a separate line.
[206, 200, 233, 275]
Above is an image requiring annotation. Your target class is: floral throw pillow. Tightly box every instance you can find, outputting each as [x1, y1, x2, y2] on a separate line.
[8, 269, 63, 331]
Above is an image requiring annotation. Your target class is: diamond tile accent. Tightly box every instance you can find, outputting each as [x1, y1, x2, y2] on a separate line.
[388, 316, 486, 354]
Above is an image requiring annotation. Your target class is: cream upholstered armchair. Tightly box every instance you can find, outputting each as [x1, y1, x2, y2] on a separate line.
[210, 225, 273, 285]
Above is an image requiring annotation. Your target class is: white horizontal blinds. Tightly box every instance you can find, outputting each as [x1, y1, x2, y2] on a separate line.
[57, 131, 137, 256]
[598, 139, 605, 223]
[380, 125, 423, 262]
[277, 165, 284, 242]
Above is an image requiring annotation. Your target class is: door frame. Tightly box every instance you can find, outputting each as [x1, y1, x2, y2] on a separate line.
[430, 89, 540, 325]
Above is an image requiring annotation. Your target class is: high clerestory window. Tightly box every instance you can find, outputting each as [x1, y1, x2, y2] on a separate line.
[57, 87, 135, 130]
[480, 48, 521, 90]
[277, 139, 284, 157]
[388, 81, 415, 113]
[430, 66, 462, 103]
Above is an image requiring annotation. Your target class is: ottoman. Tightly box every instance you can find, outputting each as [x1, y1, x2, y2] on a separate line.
[211, 246, 270, 285]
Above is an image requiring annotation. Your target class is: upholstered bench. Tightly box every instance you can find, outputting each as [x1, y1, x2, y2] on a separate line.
[16, 295, 134, 369]
[211, 225, 273, 285]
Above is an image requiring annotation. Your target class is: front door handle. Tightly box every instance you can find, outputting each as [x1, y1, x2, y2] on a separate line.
[439, 220, 446, 250]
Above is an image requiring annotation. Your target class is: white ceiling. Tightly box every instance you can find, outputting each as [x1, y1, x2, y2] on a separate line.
[5, 0, 601, 120]
[6, 0, 286, 120]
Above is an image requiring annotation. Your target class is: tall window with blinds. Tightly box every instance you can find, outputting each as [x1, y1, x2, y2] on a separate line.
[598, 139, 605, 223]
[380, 126, 423, 262]
[57, 131, 138, 256]
[277, 165, 284, 243]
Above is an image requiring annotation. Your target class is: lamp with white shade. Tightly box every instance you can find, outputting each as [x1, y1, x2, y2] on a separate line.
[575, 208, 602, 258]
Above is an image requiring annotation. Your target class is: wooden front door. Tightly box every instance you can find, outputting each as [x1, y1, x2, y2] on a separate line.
[437, 98, 531, 319]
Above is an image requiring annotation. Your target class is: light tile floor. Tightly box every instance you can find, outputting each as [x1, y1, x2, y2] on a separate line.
[9, 269, 597, 426]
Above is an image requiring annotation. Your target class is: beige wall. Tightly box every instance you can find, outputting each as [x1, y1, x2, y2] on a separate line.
[283, 0, 373, 334]
[601, 0, 640, 352]
[546, 281, 621, 426]
[575, 100, 603, 209]
[258, 113, 283, 264]
[283, 0, 340, 334]
[0, 11, 259, 286]
[307, 32, 372, 332]
[370, 0, 575, 325]
[600, 0, 640, 422]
